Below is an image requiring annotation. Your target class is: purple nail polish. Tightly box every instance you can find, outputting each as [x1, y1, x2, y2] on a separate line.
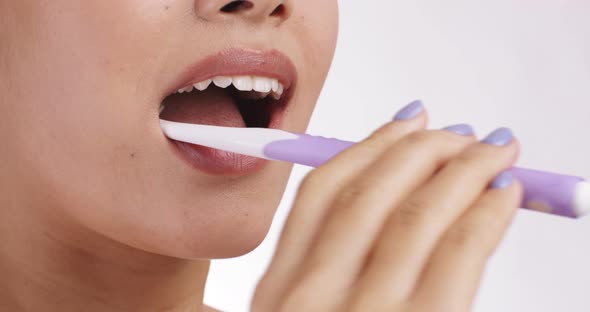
[491, 171, 514, 189]
[482, 128, 513, 146]
[442, 124, 475, 136]
[393, 100, 424, 121]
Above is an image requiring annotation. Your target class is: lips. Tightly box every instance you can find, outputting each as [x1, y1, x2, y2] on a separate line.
[160, 49, 297, 175]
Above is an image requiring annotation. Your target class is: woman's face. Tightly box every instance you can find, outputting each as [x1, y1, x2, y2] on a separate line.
[0, 1, 338, 258]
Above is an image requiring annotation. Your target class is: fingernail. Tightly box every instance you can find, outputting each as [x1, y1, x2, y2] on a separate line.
[490, 170, 513, 189]
[442, 124, 475, 136]
[481, 127, 513, 146]
[393, 100, 424, 121]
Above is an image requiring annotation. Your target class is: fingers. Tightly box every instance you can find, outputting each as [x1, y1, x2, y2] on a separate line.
[412, 179, 523, 311]
[282, 129, 475, 309]
[254, 99, 526, 312]
[254, 102, 428, 310]
[350, 128, 520, 308]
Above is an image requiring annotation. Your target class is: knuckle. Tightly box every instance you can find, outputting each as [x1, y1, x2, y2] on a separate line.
[445, 145, 517, 183]
[445, 223, 486, 250]
[402, 196, 429, 213]
[394, 197, 436, 228]
[334, 184, 367, 207]
[400, 130, 468, 158]
[350, 142, 385, 162]
[403, 130, 437, 147]
[445, 153, 494, 180]
[451, 149, 488, 168]
[391, 131, 440, 161]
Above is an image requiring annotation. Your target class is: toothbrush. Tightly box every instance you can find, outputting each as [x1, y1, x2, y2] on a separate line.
[160, 119, 590, 219]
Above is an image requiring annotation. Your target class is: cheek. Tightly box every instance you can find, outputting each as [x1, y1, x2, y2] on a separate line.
[0, 1, 178, 252]
[1, 3, 147, 205]
[296, 0, 339, 71]
[3, 0, 173, 184]
[285, 0, 339, 131]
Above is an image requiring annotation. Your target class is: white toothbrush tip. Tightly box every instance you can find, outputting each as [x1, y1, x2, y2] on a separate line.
[574, 181, 590, 217]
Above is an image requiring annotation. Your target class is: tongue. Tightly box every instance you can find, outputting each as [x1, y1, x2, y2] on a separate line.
[160, 88, 246, 127]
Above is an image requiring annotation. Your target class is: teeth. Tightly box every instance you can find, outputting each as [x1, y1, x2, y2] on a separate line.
[272, 83, 284, 100]
[175, 75, 285, 100]
[232, 76, 254, 91]
[193, 79, 212, 91]
[253, 77, 273, 93]
[178, 86, 192, 93]
[213, 76, 232, 88]
[271, 79, 280, 93]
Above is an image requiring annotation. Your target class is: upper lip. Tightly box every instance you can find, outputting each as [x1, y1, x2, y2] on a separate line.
[165, 48, 298, 97]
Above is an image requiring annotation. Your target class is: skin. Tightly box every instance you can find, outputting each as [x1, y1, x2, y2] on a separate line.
[0, 0, 337, 311]
[253, 114, 522, 311]
[0, 0, 522, 311]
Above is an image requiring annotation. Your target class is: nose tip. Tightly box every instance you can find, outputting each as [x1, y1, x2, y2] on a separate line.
[195, 0, 292, 23]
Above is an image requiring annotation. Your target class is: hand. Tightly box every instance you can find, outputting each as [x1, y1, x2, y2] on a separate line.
[252, 104, 522, 312]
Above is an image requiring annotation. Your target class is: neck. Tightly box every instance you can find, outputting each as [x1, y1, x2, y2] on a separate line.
[0, 191, 211, 312]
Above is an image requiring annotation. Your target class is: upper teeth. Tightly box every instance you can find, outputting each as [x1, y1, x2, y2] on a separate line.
[175, 75, 285, 100]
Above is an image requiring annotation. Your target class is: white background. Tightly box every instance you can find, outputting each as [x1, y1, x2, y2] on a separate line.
[205, 1, 590, 311]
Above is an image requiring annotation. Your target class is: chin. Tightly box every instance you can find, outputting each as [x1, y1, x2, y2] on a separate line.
[121, 165, 294, 260]
[160, 204, 277, 260]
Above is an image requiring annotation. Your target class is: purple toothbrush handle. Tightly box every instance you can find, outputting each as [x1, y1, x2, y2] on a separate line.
[264, 134, 584, 218]
[264, 134, 356, 167]
[509, 167, 583, 218]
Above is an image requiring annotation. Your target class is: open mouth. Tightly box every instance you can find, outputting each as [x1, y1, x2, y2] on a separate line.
[159, 49, 297, 176]
[159, 75, 286, 129]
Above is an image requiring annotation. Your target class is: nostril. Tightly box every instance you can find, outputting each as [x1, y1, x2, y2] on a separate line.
[220, 0, 253, 13]
[269, 4, 285, 17]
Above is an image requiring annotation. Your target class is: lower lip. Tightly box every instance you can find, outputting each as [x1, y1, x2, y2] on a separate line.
[165, 98, 288, 176]
[169, 140, 269, 175]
